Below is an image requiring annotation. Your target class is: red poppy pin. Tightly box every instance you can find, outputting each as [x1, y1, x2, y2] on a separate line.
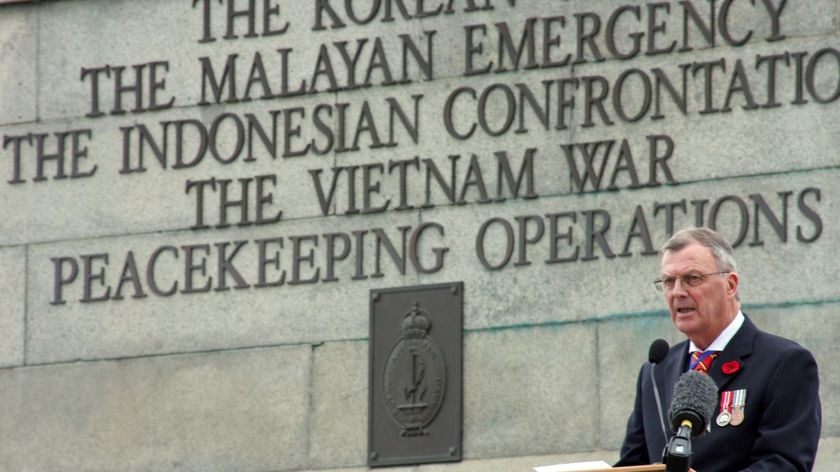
[722, 361, 741, 375]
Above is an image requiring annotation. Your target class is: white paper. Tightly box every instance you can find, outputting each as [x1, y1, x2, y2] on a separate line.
[532, 460, 611, 472]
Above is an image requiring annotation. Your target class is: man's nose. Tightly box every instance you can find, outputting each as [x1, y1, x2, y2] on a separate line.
[671, 277, 689, 294]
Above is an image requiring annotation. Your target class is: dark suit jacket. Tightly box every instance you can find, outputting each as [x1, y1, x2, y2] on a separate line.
[616, 315, 821, 471]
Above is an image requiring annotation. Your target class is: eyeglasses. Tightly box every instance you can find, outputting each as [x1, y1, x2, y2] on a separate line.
[653, 271, 729, 292]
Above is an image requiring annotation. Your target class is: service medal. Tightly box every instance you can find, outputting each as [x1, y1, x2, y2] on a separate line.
[730, 389, 747, 426]
[717, 390, 734, 427]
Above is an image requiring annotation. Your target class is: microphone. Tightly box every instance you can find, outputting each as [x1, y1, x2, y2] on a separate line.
[668, 370, 718, 436]
[649, 339, 670, 364]
[648, 339, 670, 442]
[664, 370, 718, 472]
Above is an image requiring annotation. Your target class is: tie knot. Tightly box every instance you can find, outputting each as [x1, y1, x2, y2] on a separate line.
[691, 350, 719, 373]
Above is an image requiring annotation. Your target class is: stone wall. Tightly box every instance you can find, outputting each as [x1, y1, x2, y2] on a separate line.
[0, 1, 837, 471]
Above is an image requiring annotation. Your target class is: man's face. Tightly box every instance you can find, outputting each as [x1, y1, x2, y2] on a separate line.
[660, 242, 738, 348]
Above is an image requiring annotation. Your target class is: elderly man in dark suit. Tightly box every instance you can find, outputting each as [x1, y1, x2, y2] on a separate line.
[616, 227, 821, 471]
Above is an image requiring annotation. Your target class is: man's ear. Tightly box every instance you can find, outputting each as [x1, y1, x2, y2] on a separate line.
[726, 271, 739, 297]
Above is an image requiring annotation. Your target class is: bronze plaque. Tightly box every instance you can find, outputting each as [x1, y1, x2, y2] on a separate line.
[368, 282, 463, 467]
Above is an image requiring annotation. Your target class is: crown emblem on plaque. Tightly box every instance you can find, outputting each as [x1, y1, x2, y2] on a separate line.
[401, 303, 431, 337]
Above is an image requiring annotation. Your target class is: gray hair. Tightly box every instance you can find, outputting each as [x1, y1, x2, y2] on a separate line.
[663, 228, 738, 299]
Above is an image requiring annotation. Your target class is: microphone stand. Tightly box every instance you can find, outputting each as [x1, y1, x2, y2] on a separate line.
[650, 362, 669, 442]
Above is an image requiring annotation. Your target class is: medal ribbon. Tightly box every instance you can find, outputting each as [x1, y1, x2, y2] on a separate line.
[719, 390, 733, 416]
[733, 389, 746, 407]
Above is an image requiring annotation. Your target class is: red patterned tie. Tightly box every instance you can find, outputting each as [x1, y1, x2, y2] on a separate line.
[691, 351, 719, 374]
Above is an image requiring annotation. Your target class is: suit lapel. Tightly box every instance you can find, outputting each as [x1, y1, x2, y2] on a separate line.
[709, 315, 756, 390]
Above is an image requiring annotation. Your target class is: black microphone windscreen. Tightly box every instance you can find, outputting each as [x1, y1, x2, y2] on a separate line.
[649, 339, 670, 364]
[667, 370, 718, 436]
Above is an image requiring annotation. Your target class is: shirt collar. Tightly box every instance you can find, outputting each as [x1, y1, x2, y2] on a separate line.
[689, 310, 744, 353]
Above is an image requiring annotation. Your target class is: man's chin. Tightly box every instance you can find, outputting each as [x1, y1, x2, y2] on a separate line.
[672, 314, 700, 335]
